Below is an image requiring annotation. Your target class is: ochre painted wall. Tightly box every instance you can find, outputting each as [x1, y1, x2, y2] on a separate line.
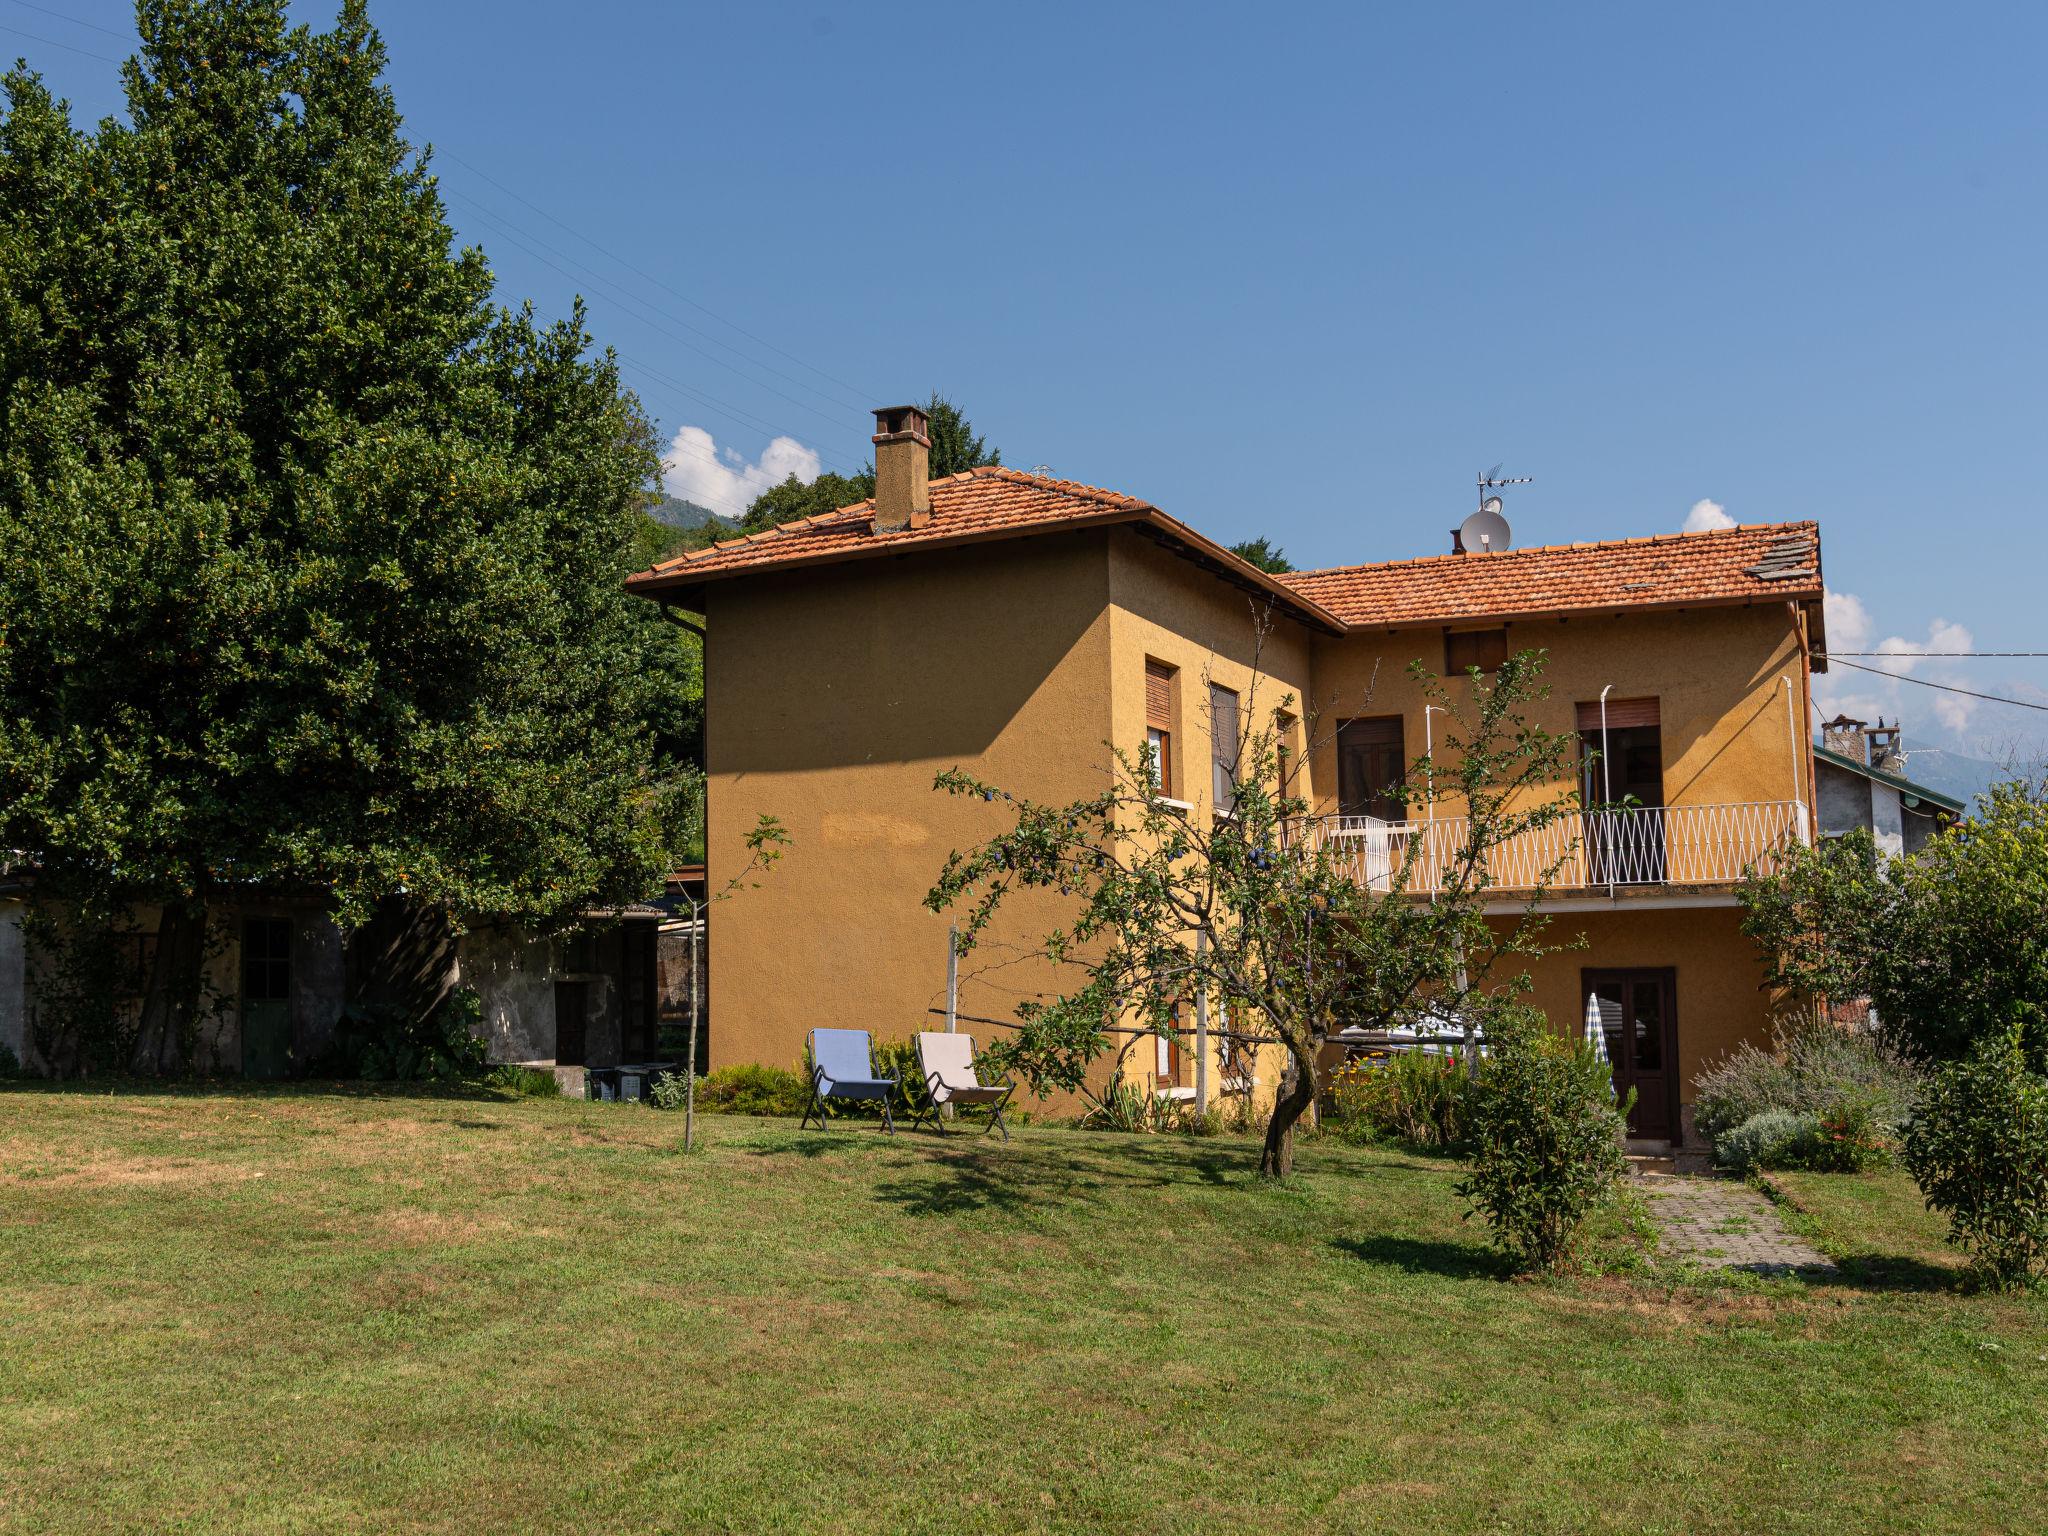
[1503, 903, 1778, 1146]
[1306, 603, 1813, 821]
[704, 532, 1119, 1079]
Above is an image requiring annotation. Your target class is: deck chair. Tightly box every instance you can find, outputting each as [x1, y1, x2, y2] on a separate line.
[800, 1028, 898, 1133]
[907, 1032, 1016, 1140]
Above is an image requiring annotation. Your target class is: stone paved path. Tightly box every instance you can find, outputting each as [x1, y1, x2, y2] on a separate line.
[1632, 1160, 1837, 1277]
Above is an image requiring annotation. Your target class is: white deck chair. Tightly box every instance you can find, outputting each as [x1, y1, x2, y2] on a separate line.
[909, 1032, 1016, 1140]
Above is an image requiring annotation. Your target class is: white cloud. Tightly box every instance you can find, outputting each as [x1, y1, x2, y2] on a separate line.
[1817, 587, 1978, 736]
[1683, 497, 1736, 533]
[660, 426, 821, 519]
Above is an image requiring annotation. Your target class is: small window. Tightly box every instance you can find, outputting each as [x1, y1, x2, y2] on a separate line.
[1210, 684, 1240, 814]
[1144, 659, 1177, 796]
[1445, 627, 1509, 675]
[242, 919, 291, 1004]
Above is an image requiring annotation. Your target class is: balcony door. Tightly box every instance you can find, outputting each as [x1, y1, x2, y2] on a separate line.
[1577, 698, 1665, 883]
[1583, 968, 1678, 1140]
[1337, 717, 1406, 821]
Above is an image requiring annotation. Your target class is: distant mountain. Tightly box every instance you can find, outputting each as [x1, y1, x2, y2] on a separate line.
[1893, 746, 2007, 808]
[646, 495, 735, 535]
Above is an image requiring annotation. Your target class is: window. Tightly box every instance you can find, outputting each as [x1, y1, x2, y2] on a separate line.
[1336, 717, 1406, 820]
[1155, 1001, 1184, 1088]
[241, 919, 291, 1003]
[1445, 627, 1509, 675]
[1210, 684, 1240, 814]
[1144, 659, 1176, 796]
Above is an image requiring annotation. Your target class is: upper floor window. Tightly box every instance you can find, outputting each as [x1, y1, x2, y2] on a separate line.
[1210, 684, 1240, 814]
[1144, 658, 1177, 796]
[1445, 627, 1509, 676]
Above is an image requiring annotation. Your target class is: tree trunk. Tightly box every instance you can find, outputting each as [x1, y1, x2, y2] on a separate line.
[1258, 1049, 1319, 1179]
[134, 899, 209, 1075]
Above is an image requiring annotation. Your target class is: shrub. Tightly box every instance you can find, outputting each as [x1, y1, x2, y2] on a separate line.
[660, 1061, 807, 1117]
[1457, 1014, 1629, 1272]
[0, 1041, 22, 1080]
[1715, 1110, 1821, 1174]
[316, 989, 488, 1083]
[1694, 1017, 1920, 1152]
[1902, 1026, 2048, 1290]
[1324, 1050, 1471, 1150]
[486, 1064, 561, 1098]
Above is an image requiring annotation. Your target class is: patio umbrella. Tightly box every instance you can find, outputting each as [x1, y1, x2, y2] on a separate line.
[1584, 990, 1611, 1067]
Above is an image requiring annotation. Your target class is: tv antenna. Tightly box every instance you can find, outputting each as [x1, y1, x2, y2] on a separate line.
[1452, 466, 1532, 554]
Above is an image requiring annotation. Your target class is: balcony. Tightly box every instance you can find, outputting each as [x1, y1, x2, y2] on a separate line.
[1297, 801, 1810, 897]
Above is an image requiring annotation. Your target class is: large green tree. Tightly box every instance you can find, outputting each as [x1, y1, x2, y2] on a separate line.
[0, 2, 691, 1067]
[736, 392, 999, 534]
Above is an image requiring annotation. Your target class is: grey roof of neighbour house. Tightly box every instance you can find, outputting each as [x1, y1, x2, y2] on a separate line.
[1812, 744, 1967, 816]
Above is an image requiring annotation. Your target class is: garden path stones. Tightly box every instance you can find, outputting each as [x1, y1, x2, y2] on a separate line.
[1631, 1159, 1837, 1278]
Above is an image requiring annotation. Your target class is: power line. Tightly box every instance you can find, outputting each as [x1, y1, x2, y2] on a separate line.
[1824, 651, 2048, 659]
[0, 20, 120, 62]
[6, 1, 127, 40]
[1824, 658, 2048, 713]
[437, 148, 876, 404]
[444, 185, 869, 428]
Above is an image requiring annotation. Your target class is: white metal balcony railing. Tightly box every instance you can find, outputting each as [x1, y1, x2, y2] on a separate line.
[1294, 801, 1810, 896]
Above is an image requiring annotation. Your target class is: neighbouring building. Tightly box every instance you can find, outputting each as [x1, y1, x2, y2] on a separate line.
[1814, 715, 1964, 856]
[626, 404, 1833, 1149]
[0, 872, 676, 1095]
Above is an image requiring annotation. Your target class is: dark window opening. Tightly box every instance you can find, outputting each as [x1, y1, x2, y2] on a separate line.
[1337, 717, 1407, 821]
[1445, 627, 1509, 675]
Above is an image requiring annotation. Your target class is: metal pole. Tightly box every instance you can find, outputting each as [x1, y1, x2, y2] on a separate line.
[1194, 929, 1209, 1116]
[1783, 676, 1809, 844]
[684, 895, 701, 1152]
[1598, 683, 1615, 897]
[943, 925, 959, 1120]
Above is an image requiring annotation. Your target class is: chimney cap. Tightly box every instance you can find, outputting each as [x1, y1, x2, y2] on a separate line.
[872, 404, 930, 447]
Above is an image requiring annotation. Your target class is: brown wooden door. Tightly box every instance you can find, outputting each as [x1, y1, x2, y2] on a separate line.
[1337, 717, 1406, 820]
[1582, 968, 1678, 1140]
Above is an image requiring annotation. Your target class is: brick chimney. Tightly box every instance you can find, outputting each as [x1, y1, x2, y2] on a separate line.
[1822, 714, 1868, 764]
[871, 404, 931, 533]
[1866, 719, 1905, 774]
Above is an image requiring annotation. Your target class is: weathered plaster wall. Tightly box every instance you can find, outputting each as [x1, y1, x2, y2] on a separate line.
[1816, 758, 1871, 837]
[0, 904, 25, 1066]
[1869, 781, 1905, 859]
[459, 925, 561, 1063]
[704, 531, 1117, 1080]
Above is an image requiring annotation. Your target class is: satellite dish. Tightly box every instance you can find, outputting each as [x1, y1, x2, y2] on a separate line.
[1459, 507, 1512, 554]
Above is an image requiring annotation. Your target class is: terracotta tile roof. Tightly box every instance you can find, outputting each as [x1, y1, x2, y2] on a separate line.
[626, 465, 1347, 632]
[1277, 521, 1823, 629]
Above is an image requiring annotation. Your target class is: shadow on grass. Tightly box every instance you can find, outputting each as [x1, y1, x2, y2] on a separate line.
[1333, 1233, 1508, 1281]
[1825, 1253, 1967, 1294]
[0, 1076, 509, 1103]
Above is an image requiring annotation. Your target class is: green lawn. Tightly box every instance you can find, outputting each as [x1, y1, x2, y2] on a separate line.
[3, 1087, 2044, 1535]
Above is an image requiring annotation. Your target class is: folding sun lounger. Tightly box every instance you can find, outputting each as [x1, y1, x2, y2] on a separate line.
[800, 1027, 899, 1133]
[908, 1032, 1016, 1140]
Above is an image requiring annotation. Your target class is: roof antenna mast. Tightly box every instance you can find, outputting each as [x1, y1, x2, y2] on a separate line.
[1452, 464, 1532, 554]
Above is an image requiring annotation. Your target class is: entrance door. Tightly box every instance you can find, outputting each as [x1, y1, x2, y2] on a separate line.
[1337, 717, 1407, 820]
[240, 918, 293, 1080]
[554, 981, 588, 1066]
[1583, 968, 1678, 1140]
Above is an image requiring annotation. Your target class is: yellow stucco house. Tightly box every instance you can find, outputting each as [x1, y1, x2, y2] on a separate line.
[626, 406, 1827, 1149]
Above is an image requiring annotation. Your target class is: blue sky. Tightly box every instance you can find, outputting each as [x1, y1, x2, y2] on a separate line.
[9, 0, 2048, 759]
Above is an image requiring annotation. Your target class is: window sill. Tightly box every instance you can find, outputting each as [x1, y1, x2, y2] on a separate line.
[1152, 796, 1196, 815]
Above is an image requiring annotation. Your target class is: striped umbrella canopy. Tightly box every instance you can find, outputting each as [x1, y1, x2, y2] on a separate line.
[1584, 991, 1611, 1066]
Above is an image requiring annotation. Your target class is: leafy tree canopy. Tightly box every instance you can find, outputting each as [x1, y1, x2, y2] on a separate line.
[0, 1, 695, 1057]
[1227, 537, 1295, 574]
[1739, 779, 2048, 1068]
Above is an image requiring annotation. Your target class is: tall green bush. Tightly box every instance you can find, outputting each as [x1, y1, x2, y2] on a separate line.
[1694, 1017, 1920, 1164]
[1324, 1051, 1472, 1150]
[1457, 1014, 1629, 1272]
[1902, 1026, 2048, 1290]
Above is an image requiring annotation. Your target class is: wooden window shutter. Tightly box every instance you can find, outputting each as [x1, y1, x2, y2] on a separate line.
[1576, 697, 1660, 731]
[1445, 627, 1509, 674]
[1145, 660, 1175, 731]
